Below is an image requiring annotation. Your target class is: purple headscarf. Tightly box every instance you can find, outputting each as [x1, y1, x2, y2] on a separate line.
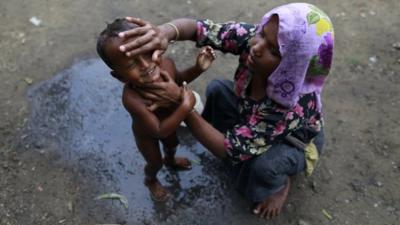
[259, 3, 334, 111]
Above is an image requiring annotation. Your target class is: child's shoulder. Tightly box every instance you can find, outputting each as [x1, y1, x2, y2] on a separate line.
[122, 84, 145, 112]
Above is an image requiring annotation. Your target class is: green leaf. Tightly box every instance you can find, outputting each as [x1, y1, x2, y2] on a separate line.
[95, 193, 129, 208]
[322, 209, 333, 220]
[307, 11, 320, 25]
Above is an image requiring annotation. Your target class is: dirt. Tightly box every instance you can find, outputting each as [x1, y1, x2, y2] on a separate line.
[0, 0, 399, 224]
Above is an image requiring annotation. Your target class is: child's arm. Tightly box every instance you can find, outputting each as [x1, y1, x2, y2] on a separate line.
[122, 84, 195, 139]
[174, 46, 216, 85]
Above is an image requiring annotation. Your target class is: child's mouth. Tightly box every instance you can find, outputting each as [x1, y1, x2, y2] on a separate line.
[146, 66, 156, 76]
[142, 66, 159, 83]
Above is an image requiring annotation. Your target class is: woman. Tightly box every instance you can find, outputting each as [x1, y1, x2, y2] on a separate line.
[117, 3, 333, 219]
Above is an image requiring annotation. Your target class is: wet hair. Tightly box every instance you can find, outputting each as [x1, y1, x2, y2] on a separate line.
[96, 18, 138, 68]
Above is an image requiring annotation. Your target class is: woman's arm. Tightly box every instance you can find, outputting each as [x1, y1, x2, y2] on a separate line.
[184, 111, 228, 159]
[119, 18, 198, 58]
[123, 84, 195, 139]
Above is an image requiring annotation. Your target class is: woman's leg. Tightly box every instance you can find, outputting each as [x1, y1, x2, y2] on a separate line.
[201, 79, 240, 133]
[249, 131, 325, 218]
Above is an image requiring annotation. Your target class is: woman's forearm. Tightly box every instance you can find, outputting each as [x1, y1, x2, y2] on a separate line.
[159, 18, 198, 42]
[184, 111, 228, 159]
[156, 104, 191, 138]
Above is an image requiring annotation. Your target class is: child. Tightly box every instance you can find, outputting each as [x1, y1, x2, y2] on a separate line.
[96, 18, 216, 201]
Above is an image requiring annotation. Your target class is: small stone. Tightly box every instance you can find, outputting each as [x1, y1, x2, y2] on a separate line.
[376, 181, 383, 187]
[369, 56, 377, 63]
[344, 199, 350, 203]
[369, 10, 376, 16]
[298, 219, 310, 225]
[360, 12, 366, 18]
[67, 201, 73, 212]
[311, 181, 318, 192]
[23, 77, 34, 85]
[29, 16, 42, 26]
[392, 42, 400, 50]
[374, 203, 378, 208]
[386, 206, 396, 212]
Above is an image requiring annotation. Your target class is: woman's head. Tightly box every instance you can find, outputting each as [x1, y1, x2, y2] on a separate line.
[256, 3, 334, 110]
[248, 14, 281, 77]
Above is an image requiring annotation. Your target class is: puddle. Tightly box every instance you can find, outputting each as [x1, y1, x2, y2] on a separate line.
[24, 58, 260, 224]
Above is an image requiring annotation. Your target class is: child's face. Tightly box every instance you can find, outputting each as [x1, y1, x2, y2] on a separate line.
[248, 15, 281, 77]
[105, 37, 160, 85]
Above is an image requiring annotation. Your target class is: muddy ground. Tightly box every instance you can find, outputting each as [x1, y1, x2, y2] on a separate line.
[0, 0, 399, 224]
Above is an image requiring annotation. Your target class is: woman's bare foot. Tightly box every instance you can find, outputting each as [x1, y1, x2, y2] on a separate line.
[144, 178, 170, 202]
[163, 156, 192, 170]
[253, 177, 291, 219]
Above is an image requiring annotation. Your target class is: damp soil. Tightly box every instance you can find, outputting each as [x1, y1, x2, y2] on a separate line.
[1, 0, 400, 224]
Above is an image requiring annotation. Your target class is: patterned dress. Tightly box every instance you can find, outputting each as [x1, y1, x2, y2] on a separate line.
[195, 19, 323, 163]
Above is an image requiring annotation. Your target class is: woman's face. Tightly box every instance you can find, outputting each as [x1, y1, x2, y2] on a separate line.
[248, 15, 281, 77]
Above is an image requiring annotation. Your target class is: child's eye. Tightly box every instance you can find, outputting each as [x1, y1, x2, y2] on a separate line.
[128, 59, 139, 68]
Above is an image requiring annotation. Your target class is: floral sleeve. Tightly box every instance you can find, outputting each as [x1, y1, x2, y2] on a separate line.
[196, 19, 257, 55]
[224, 93, 322, 163]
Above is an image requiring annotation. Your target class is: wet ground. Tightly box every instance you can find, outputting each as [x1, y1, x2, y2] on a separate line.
[19, 58, 252, 224]
[1, 0, 400, 224]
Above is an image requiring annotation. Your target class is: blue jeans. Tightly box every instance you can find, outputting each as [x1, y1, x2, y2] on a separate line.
[201, 79, 325, 202]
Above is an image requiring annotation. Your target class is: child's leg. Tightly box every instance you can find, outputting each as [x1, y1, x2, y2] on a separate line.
[133, 124, 169, 201]
[161, 131, 192, 170]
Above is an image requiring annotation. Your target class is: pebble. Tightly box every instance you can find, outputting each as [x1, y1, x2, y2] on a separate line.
[29, 16, 42, 26]
[298, 219, 310, 225]
[369, 56, 377, 63]
[386, 206, 396, 212]
[392, 42, 400, 50]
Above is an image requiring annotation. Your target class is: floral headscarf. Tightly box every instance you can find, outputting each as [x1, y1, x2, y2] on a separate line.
[259, 3, 334, 111]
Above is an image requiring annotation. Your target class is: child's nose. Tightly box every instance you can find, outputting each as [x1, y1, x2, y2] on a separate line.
[138, 56, 150, 69]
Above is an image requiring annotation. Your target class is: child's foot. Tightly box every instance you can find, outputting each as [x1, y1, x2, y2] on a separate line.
[144, 178, 170, 202]
[163, 156, 192, 170]
[252, 178, 291, 219]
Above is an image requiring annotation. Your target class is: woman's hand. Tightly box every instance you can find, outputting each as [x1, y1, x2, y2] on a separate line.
[181, 82, 196, 112]
[137, 70, 183, 111]
[118, 17, 169, 61]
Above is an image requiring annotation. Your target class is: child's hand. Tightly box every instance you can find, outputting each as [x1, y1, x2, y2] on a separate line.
[196, 46, 216, 72]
